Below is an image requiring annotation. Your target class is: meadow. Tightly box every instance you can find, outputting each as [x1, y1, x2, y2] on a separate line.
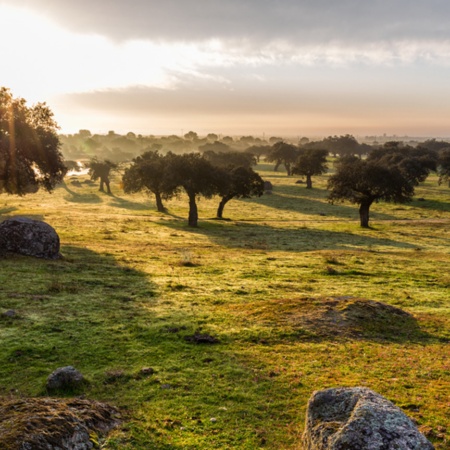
[0, 163, 449, 449]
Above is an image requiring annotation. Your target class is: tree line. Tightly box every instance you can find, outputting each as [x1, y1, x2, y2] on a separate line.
[2, 88, 450, 229]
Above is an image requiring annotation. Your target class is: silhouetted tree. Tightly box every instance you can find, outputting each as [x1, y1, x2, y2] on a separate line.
[266, 142, 299, 175]
[166, 153, 226, 227]
[122, 151, 178, 212]
[184, 131, 198, 140]
[437, 148, 450, 187]
[198, 141, 231, 154]
[292, 149, 328, 188]
[0, 87, 66, 195]
[245, 145, 270, 162]
[324, 134, 360, 158]
[216, 166, 264, 219]
[203, 151, 256, 169]
[367, 142, 437, 186]
[86, 158, 117, 194]
[328, 159, 415, 228]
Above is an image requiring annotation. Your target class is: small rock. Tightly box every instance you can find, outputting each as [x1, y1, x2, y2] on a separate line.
[210, 417, 217, 423]
[3, 310, 16, 317]
[140, 367, 155, 376]
[46, 366, 85, 392]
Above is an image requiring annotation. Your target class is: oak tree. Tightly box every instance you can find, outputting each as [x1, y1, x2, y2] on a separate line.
[0, 87, 66, 195]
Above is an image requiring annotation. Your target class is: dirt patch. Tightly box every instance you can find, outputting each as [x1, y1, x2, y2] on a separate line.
[231, 297, 422, 341]
[0, 397, 120, 449]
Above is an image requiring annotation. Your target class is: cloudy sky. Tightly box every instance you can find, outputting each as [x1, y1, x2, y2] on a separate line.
[1, 0, 450, 137]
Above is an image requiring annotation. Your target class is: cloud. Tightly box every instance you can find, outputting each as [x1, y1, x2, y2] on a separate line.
[7, 0, 450, 45]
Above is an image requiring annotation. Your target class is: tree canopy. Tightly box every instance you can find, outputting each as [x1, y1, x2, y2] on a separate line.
[86, 158, 117, 194]
[166, 153, 226, 227]
[437, 148, 450, 187]
[0, 87, 66, 195]
[122, 151, 178, 212]
[216, 166, 264, 219]
[328, 158, 415, 227]
[292, 148, 328, 188]
[266, 141, 299, 175]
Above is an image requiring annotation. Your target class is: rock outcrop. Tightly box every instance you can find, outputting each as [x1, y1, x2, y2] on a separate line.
[303, 387, 434, 449]
[0, 397, 119, 449]
[0, 217, 61, 259]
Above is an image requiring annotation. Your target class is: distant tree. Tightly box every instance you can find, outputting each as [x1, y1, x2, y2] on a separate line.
[324, 134, 360, 158]
[328, 158, 415, 228]
[437, 148, 450, 187]
[244, 145, 270, 162]
[421, 138, 450, 152]
[78, 129, 91, 138]
[221, 136, 234, 144]
[266, 141, 299, 175]
[0, 87, 66, 195]
[299, 137, 310, 146]
[184, 131, 198, 140]
[292, 149, 328, 188]
[203, 151, 256, 169]
[166, 153, 226, 227]
[198, 141, 231, 154]
[269, 136, 283, 144]
[206, 133, 218, 141]
[216, 166, 264, 219]
[122, 151, 178, 212]
[86, 158, 117, 194]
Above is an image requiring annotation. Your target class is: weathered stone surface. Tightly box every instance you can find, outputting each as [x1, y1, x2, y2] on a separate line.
[303, 387, 434, 450]
[0, 217, 61, 259]
[0, 397, 120, 450]
[47, 366, 85, 392]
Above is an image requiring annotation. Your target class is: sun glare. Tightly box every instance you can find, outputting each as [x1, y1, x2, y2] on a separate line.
[0, 5, 197, 102]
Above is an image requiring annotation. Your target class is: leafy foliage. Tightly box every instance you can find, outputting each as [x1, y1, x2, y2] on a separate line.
[292, 148, 328, 188]
[266, 142, 299, 175]
[216, 166, 264, 218]
[122, 151, 179, 212]
[86, 158, 117, 194]
[0, 87, 66, 195]
[328, 158, 415, 227]
[166, 153, 227, 226]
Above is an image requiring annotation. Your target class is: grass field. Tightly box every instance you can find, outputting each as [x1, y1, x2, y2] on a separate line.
[1, 163, 449, 449]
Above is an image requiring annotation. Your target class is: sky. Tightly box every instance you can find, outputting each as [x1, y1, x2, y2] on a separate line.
[1, 0, 450, 138]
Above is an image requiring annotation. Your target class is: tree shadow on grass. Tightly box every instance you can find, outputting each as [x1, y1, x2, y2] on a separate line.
[409, 197, 450, 213]
[59, 183, 102, 204]
[248, 185, 397, 221]
[0, 206, 17, 217]
[156, 218, 417, 252]
[0, 245, 295, 449]
[107, 194, 155, 211]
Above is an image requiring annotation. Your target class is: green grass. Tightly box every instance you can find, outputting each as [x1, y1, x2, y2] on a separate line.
[0, 165, 449, 449]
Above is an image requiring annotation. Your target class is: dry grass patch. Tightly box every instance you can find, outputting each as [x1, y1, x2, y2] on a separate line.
[230, 297, 431, 342]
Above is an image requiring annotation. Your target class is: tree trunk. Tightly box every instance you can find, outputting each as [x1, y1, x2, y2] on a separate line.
[217, 196, 232, 219]
[188, 193, 198, 227]
[99, 180, 104, 192]
[105, 179, 111, 195]
[285, 162, 291, 176]
[306, 174, 312, 189]
[359, 200, 372, 228]
[155, 192, 165, 212]
[274, 161, 281, 172]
